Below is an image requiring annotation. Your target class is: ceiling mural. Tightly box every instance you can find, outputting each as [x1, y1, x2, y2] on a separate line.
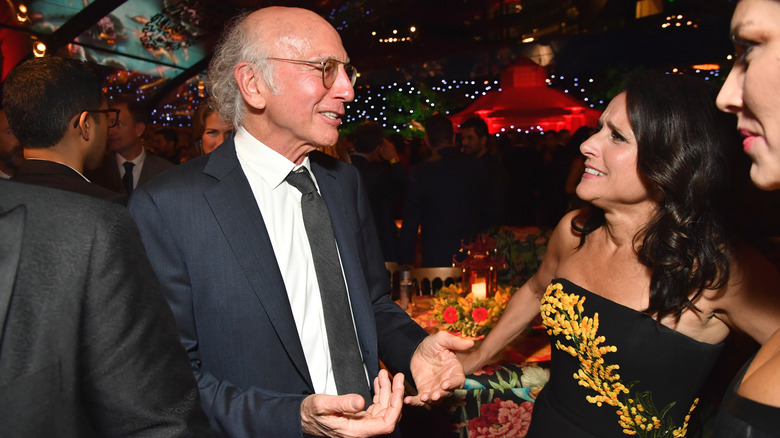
[26, 0, 229, 78]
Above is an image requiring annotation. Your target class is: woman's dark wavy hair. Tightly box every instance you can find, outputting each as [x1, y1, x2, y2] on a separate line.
[573, 71, 737, 321]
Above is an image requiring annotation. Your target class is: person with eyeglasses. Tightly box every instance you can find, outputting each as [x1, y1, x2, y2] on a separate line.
[3, 57, 125, 204]
[127, 7, 473, 437]
[86, 96, 174, 196]
[0, 106, 23, 179]
[0, 56, 213, 437]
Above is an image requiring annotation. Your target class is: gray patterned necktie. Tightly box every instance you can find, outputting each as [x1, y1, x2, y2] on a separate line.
[285, 167, 371, 405]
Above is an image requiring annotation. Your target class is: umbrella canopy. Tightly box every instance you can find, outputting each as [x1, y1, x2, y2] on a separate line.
[450, 58, 601, 134]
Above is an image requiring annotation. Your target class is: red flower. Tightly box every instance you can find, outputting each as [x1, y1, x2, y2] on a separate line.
[472, 307, 489, 323]
[443, 306, 459, 324]
[472, 363, 501, 376]
[467, 398, 534, 438]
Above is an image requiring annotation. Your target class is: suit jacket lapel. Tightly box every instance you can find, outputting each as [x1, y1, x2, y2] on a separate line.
[202, 142, 312, 388]
[0, 203, 25, 353]
[138, 156, 151, 187]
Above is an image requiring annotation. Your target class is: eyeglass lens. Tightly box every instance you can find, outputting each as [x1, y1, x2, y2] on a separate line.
[324, 60, 357, 88]
[107, 110, 118, 128]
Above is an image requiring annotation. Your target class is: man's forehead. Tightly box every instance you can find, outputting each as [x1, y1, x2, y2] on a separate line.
[254, 8, 346, 57]
[462, 127, 480, 137]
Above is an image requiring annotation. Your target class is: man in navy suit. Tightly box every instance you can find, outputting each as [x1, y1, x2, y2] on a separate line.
[128, 7, 472, 437]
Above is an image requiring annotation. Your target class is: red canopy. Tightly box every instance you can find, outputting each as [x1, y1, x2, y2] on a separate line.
[450, 58, 601, 134]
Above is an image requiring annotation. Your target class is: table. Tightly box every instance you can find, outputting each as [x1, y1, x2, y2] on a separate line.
[406, 295, 550, 364]
[400, 296, 551, 438]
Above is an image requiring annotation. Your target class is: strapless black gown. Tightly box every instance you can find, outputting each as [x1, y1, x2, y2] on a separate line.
[711, 355, 780, 438]
[527, 278, 724, 438]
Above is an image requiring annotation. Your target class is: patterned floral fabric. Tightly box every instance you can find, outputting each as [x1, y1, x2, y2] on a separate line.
[425, 362, 549, 438]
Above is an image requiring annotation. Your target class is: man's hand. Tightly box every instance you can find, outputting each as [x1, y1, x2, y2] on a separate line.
[300, 369, 404, 437]
[405, 331, 474, 406]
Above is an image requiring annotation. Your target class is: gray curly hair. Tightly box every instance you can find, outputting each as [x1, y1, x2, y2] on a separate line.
[207, 11, 278, 128]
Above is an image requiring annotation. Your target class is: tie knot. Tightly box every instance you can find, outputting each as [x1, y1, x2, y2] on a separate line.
[123, 161, 135, 171]
[286, 168, 317, 195]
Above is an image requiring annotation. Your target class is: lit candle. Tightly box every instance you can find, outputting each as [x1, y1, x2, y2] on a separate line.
[472, 282, 487, 300]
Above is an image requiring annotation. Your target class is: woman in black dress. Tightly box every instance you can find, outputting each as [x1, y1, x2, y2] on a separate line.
[460, 71, 780, 437]
[715, 0, 780, 435]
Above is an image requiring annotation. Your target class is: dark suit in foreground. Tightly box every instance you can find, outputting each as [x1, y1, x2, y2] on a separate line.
[12, 159, 125, 204]
[0, 180, 211, 437]
[128, 140, 429, 437]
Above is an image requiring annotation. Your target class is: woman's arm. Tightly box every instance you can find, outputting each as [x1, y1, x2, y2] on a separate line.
[458, 211, 580, 374]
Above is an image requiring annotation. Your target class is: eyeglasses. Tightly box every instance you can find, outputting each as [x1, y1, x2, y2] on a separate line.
[267, 57, 357, 89]
[72, 109, 120, 128]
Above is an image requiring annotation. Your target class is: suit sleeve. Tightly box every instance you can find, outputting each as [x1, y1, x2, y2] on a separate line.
[81, 205, 213, 437]
[128, 188, 307, 438]
[352, 168, 428, 379]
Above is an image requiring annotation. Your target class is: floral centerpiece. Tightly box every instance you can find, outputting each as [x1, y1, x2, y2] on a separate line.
[433, 284, 513, 338]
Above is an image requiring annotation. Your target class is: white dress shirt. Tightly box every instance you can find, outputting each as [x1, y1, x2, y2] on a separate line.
[235, 127, 367, 396]
[115, 148, 146, 189]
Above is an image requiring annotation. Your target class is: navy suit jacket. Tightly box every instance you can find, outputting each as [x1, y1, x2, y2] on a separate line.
[128, 139, 428, 437]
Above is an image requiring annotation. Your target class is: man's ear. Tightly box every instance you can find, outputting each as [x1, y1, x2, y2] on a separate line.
[134, 121, 146, 139]
[76, 112, 91, 141]
[234, 61, 267, 110]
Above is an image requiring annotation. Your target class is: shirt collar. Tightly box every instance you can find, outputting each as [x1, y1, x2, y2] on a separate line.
[234, 126, 313, 190]
[25, 158, 91, 182]
[115, 148, 145, 166]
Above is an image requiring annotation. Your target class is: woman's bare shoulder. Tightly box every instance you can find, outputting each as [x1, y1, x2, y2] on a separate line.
[739, 327, 780, 407]
[705, 243, 780, 344]
[545, 209, 587, 255]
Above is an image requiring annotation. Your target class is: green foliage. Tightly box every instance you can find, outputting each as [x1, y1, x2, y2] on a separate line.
[489, 227, 552, 287]
[343, 81, 478, 138]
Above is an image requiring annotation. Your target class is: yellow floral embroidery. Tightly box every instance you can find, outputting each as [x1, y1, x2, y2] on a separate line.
[540, 283, 697, 437]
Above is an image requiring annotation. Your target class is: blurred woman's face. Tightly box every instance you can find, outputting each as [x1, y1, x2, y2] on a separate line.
[202, 112, 233, 155]
[717, 0, 780, 190]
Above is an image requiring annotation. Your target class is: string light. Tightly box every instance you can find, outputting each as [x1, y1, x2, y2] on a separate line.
[102, 57, 725, 131]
